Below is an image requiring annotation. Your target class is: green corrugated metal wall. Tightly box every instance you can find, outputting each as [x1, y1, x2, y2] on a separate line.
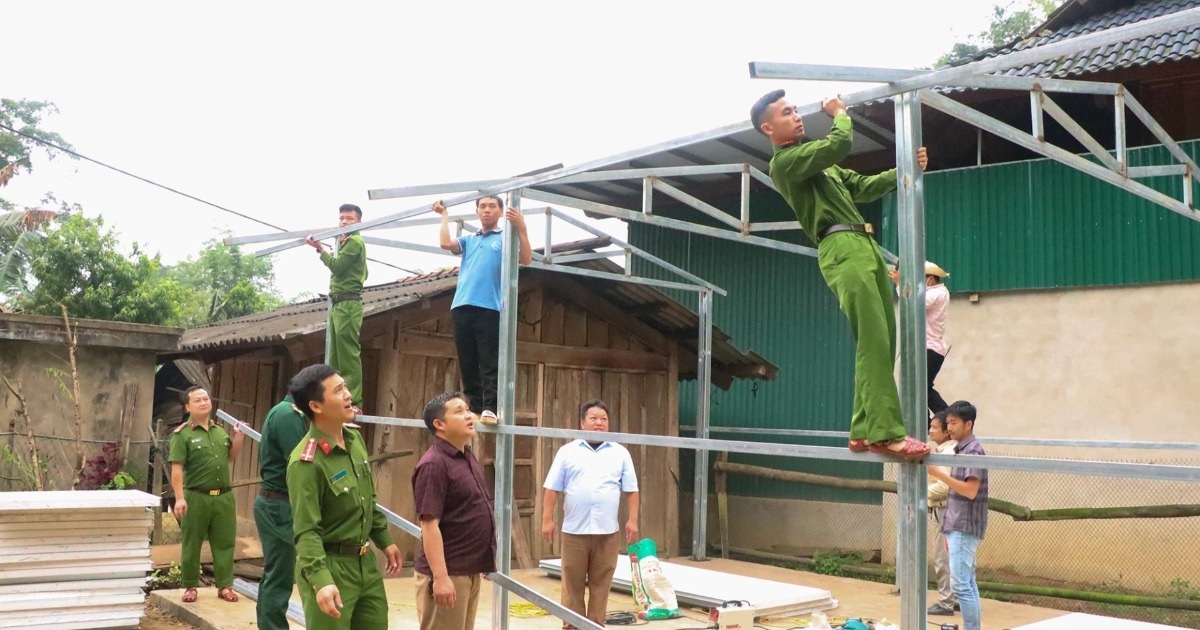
[882, 139, 1200, 290]
[630, 193, 885, 505]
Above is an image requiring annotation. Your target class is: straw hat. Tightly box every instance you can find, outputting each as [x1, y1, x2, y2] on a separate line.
[925, 261, 950, 278]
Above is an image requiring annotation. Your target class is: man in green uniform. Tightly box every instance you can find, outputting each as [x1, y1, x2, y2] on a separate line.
[169, 386, 245, 603]
[253, 391, 308, 629]
[287, 363, 403, 628]
[750, 89, 930, 459]
[306, 203, 368, 407]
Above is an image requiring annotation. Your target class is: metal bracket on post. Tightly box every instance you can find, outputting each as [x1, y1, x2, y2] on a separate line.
[1115, 89, 1128, 175]
[492, 189, 521, 630]
[691, 289, 714, 560]
[894, 91, 929, 630]
[1030, 90, 1044, 142]
[642, 176, 654, 215]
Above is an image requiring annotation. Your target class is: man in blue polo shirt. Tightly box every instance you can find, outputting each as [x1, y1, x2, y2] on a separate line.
[541, 400, 640, 627]
[433, 195, 532, 424]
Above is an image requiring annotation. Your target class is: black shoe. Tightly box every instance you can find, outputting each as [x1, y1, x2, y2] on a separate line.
[928, 604, 955, 616]
[954, 603, 961, 611]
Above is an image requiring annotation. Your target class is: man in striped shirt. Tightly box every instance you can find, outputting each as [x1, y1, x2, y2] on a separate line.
[928, 400, 988, 630]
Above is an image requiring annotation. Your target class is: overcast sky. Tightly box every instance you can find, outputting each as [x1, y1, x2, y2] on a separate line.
[4, 0, 1002, 299]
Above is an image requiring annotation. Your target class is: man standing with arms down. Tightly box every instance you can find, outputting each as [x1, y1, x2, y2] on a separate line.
[287, 364, 403, 629]
[432, 196, 532, 424]
[751, 89, 929, 459]
[542, 400, 640, 626]
[253, 388, 308, 629]
[925, 410, 958, 617]
[928, 400, 988, 630]
[892, 261, 953, 415]
[306, 203, 368, 408]
[412, 391, 496, 630]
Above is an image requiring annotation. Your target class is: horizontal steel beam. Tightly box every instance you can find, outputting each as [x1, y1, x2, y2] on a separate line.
[678, 424, 1200, 451]
[961, 74, 1122, 96]
[1130, 165, 1190, 178]
[525, 260, 708, 293]
[352, 414, 1200, 482]
[740, 63, 1122, 97]
[547, 206, 727, 296]
[549, 251, 627, 264]
[921, 90, 1199, 222]
[361, 236, 450, 257]
[750, 7, 1200, 115]
[523, 189, 817, 258]
[749, 220, 804, 232]
[488, 572, 603, 630]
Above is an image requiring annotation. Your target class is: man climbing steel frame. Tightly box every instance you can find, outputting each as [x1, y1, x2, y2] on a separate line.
[169, 386, 245, 604]
[306, 204, 368, 407]
[253, 388, 308, 630]
[287, 364, 403, 629]
[432, 195, 532, 424]
[751, 89, 930, 459]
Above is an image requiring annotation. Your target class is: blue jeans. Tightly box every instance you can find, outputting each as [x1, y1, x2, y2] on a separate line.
[947, 530, 982, 630]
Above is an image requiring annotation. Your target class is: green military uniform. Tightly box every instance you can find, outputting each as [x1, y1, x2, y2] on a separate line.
[321, 234, 368, 407]
[253, 396, 308, 630]
[770, 112, 907, 445]
[287, 424, 394, 629]
[168, 418, 236, 590]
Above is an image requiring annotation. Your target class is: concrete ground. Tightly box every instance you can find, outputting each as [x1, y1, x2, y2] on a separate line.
[149, 557, 1072, 629]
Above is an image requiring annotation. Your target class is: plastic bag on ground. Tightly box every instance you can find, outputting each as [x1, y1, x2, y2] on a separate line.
[627, 538, 682, 620]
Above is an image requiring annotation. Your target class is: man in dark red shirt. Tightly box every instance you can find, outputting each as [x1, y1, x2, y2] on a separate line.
[412, 391, 496, 630]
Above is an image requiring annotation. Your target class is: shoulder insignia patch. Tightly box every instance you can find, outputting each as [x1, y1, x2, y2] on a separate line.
[299, 438, 317, 462]
[172, 423, 187, 434]
[318, 439, 332, 455]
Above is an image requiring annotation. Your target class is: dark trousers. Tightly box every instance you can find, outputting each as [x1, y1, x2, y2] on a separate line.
[452, 306, 500, 415]
[928, 348, 949, 414]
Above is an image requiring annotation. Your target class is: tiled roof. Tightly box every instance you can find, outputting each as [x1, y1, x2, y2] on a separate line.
[981, 0, 1200, 78]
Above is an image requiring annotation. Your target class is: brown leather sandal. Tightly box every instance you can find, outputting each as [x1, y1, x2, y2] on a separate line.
[182, 588, 198, 603]
[868, 436, 930, 460]
[217, 587, 239, 603]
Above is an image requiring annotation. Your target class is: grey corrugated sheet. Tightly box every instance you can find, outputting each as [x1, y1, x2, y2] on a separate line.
[979, 0, 1200, 78]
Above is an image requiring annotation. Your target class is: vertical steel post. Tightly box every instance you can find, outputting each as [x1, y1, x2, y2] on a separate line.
[690, 289, 714, 560]
[740, 165, 751, 235]
[1115, 90, 1128, 174]
[1030, 90, 1044, 141]
[492, 190, 521, 630]
[324, 239, 339, 364]
[894, 91, 929, 630]
[976, 128, 983, 166]
[643, 176, 654, 215]
[544, 206, 553, 262]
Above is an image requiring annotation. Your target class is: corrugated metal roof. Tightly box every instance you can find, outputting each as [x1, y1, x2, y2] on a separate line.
[175, 238, 776, 386]
[979, 0, 1200, 78]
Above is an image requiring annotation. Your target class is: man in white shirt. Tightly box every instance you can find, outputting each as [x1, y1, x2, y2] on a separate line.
[541, 400, 640, 627]
[891, 261, 952, 414]
[926, 410, 959, 616]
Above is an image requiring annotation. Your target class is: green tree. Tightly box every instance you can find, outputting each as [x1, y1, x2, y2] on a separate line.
[18, 213, 186, 325]
[0, 99, 73, 211]
[166, 236, 283, 327]
[936, 0, 1066, 67]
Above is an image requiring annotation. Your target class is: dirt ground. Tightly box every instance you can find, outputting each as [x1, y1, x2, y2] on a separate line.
[141, 600, 200, 630]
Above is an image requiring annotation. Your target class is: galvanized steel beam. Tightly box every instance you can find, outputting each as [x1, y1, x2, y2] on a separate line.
[691, 289, 714, 560]
[492, 190, 521, 630]
[488, 572, 604, 630]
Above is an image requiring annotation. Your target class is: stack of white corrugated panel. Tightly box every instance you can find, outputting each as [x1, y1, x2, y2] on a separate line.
[0, 490, 158, 629]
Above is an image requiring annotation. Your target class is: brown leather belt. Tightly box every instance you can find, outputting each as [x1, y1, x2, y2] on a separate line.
[324, 542, 371, 557]
[819, 223, 874, 240]
[259, 489, 289, 501]
[330, 294, 362, 304]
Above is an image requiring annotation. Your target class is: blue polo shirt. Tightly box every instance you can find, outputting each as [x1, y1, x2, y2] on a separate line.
[543, 440, 638, 535]
[452, 229, 505, 312]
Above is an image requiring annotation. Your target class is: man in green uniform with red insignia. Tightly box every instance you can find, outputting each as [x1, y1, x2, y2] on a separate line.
[750, 89, 931, 460]
[287, 363, 403, 628]
[169, 386, 245, 604]
[253, 390, 308, 629]
[306, 203, 368, 408]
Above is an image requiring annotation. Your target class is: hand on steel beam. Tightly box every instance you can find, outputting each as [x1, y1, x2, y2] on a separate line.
[431, 200, 447, 215]
[917, 147, 929, 171]
[505, 207, 527, 232]
[304, 235, 326, 253]
[821, 95, 847, 117]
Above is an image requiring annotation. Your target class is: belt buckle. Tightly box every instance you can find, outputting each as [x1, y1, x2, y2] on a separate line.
[864, 223, 875, 235]
[208, 489, 221, 496]
[358, 543, 370, 556]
